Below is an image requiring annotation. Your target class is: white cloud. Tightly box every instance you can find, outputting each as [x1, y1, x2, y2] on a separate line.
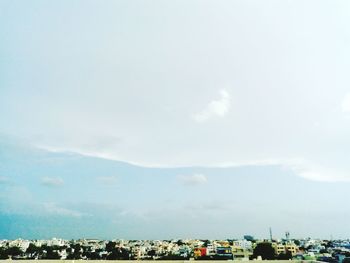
[4, 1, 350, 184]
[42, 202, 83, 217]
[297, 170, 333, 182]
[0, 187, 85, 218]
[192, 89, 231, 122]
[41, 177, 64, 187]
[177, 174, 208, 186]
[284, 158, 350, 182]
[342, 93, 350, 112]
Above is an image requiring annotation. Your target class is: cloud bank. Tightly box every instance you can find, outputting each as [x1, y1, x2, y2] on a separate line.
[1, 0, 350, 183]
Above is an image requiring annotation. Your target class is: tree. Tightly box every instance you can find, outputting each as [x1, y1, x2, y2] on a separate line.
[253, 242, 276, 260]
[6, 246, 22, 259]
[176, 240, 184, 246]
[0, 247, 9, 259]
[202, 240, 210, 247]
[105, 241, 116, 253]
[106, 247, 130, 260]
[43, 248, 61, 260]
[66, 244, 82, 260]
[147, 249, 156, 256]
[72, 243, 82, 252]
[83, 250, 101, 260]
[26, 243, 40, 258]
[277, 251, 292, 260]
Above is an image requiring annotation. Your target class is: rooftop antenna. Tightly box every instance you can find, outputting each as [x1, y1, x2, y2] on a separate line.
[269, 227, 273, 241]
[285, 231, 290, 241]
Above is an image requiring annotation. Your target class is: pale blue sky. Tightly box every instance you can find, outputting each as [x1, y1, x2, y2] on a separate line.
[1, 0, 350, 239]
[1, 138, 349, 240]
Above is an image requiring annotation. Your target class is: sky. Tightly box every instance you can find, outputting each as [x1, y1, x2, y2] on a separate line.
[1, 0, 350, 240]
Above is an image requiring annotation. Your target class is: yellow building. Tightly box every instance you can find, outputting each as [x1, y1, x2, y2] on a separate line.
[217, 241, 230, 247]
[285, 244, 298, 255]
[273, 243, 298, 255]
[276, 244, 285, 254]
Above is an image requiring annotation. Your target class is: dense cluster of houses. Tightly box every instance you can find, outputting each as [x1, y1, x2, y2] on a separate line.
[1, 237, 350, 261]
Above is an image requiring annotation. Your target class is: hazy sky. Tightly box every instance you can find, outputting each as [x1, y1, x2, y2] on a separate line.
[1, 0, 350, 239]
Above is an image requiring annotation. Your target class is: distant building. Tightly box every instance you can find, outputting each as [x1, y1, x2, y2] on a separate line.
[233, 240, 252, 250]
[244, 235, 255, 242]
[194, 247, 207, 257]
[273, 243, 298, 255]
[216, 246, 233, 258]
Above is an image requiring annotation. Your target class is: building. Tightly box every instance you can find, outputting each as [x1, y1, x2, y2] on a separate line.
[194, 248, 207, 258]
[274, 243, 298, 255]
[216, 246, 233, 259]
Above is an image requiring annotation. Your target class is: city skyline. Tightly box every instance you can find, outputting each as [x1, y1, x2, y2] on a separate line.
[1, 0, 350, 240]
[0, 236, 338, 260]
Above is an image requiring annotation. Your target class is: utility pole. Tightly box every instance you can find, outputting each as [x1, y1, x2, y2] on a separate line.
[269, 227, 273, 241]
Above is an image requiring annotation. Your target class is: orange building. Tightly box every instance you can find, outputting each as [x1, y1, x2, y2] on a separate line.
[194, 248, 207, 257]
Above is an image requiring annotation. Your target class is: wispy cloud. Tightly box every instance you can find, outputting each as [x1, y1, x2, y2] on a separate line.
[289, 160, 350, 183]
[41, 177, 64, 187]
[97, 176, 118, 185]
[177, 174, 208, 186]
[193, 89, 231, 122]
[184, 201, 233, 212]
[42, 202, 84, 218]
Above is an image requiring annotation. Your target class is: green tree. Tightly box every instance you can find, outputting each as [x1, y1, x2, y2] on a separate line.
[0, 247, 9, 259]
[43, 248, 61, 260]
[202, 240, 210, 247]
[277, 251, 292, 260]
[106, 247, 130, 260]
[176, 240, 184, 246]
[26, 243, 40, 258]
[66, 244, 82, 260]
[6, 246, 22, 258]
[83, 250, 101, 260]
[147, 249, 156, 256]
[253, 242, 276, 260]
[105, 241, 116, 253]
